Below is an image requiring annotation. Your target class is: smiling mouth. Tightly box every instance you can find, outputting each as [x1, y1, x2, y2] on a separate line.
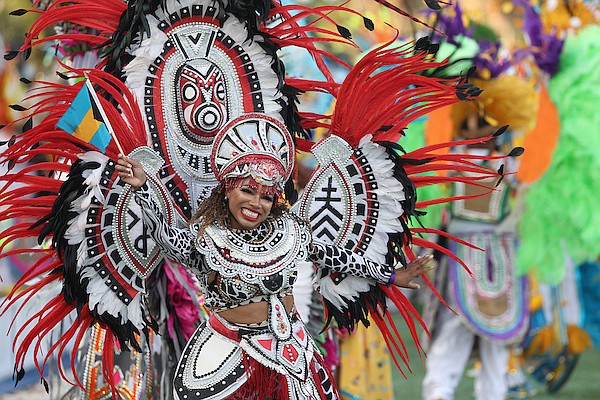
[241, 208, 260, 220]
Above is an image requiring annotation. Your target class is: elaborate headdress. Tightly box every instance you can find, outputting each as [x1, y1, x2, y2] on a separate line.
[211, 113, 294, 194]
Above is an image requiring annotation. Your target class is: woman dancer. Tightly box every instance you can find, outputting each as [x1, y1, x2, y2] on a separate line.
[115, 114, 433, 399]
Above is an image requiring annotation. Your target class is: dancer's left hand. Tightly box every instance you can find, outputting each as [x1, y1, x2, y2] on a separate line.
[393, 254, 434, 289]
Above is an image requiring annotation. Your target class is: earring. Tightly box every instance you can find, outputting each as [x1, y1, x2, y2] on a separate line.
[225, 196, 229, 201]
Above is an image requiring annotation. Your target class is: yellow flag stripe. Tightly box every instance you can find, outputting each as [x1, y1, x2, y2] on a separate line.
[72, 108, 102, 143]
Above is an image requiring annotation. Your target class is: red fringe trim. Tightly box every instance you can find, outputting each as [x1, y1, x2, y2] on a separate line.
[232, 355, 290, 400]
[229, 352, 340, 400]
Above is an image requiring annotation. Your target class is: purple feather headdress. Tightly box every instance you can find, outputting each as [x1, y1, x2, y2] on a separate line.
[514, 0, 564, 76]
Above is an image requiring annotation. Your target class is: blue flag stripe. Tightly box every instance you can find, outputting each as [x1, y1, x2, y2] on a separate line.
[56, 84, 95, 134]
[89, 124, 112, 153]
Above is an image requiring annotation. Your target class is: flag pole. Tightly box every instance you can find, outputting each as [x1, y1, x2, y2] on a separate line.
[83, 77, 126, 155]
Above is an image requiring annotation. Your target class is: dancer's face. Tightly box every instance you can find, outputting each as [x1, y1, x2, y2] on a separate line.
[226, 178, 274, 230]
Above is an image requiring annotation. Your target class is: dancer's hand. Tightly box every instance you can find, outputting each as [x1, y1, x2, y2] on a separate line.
[116, 154, 147, 189]
[393, 254, 434, 289]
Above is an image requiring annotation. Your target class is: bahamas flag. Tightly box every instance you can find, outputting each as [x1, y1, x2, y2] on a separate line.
[56, 82, 112, 153]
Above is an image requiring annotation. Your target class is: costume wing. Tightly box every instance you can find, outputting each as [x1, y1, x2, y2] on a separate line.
[293, 135, 428, 372]
[297, 136, 413, 265]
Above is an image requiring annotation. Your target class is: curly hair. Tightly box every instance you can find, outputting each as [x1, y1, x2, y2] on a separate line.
[190, 182, 290, 236]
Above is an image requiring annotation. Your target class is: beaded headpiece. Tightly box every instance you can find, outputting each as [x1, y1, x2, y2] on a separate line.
[211, 114, 294, 193]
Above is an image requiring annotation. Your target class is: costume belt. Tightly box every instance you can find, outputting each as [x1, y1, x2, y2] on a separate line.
[210, 295, 315, 381]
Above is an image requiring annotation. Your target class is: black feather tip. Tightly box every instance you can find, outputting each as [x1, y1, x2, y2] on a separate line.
[42, 378, 49, 393]
[336, 25, 352, 39]
[4, 50, 20, 61]
[9, 104, 28, 112]
[415, 36, 431, 52]
[497, 164, 505, 176]
[493, 125, 509, 137]
[495, 164, 505, 187]
[0, 135, 16, 147]
[424, 0, 442, 10]
[23, 45, 31, 61]
[467, 65, 477, 79]
[428, 43, 440, 54]
[14, 367, 25, 386]
[508, 147, 525, 157]
[23, 118, 33, 133]
[56, 71, 71, 80]
[9, 9, 28, 16]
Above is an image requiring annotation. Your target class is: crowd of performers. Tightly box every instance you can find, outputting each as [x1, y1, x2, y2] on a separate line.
[0, 0, 599, 399]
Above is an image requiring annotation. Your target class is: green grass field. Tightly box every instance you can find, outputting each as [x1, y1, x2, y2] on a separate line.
[390, 316, 600, 399]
